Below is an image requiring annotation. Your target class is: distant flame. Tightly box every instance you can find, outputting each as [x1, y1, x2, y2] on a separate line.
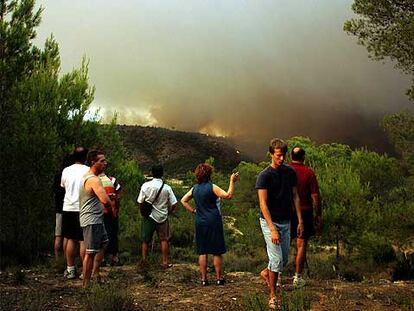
[199, 124, 229, 138]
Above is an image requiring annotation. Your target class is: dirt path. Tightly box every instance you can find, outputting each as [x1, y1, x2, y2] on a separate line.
[1, 263, 413, 310]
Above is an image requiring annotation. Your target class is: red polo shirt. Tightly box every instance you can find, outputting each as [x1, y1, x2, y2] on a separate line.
[289, 162, 319, 212]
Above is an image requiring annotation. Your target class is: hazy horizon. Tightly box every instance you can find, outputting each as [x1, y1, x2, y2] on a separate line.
[35, 0, 413, 158]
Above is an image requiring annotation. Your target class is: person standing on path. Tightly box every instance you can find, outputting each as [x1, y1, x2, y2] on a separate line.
[256, 138, 304, 309]
[181, 163, 239, 286]
[60, 147, 89, 279]
[289, 146, 322, 288]
[137, 165, 178, 268]
[79, 150, 112, 287]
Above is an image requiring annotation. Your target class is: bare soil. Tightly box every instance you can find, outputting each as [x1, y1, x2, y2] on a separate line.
[0, 263, 413, 310]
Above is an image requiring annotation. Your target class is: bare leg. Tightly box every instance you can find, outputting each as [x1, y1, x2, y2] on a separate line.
[54, 236, 62, 260]
[268, 270, 277, 299]
[65, 239, 77, 267]
[63, 238, 68, 256]
[213, 255, 223, 280]
[295, 238, 307, 275]
[198, 255, 208, 281]
[92, 249, 105, 279]
[160, 240, 169, 265]
[260, 267, 270, 287]
[82, 253, 95, 287]
[80, 241, 86, 263]
[142, 241, 149, 262]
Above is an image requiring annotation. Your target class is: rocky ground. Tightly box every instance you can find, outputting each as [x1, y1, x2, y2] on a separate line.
[0, 263, 413, 310]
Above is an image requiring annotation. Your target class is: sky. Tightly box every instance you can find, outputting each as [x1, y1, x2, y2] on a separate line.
[35, 0, 413, 159]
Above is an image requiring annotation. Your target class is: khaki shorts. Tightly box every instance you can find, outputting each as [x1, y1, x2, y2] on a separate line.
[55, 213, 63, 236]
[141, 217, 170, 242]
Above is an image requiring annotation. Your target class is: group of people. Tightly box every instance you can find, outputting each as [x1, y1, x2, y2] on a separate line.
[54, 147, 122, 287]
[135, 137, 321, 310]
[53, 137, 321, 306]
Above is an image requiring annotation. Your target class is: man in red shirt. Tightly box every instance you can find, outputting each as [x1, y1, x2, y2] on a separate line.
[289, 147, 322, 288]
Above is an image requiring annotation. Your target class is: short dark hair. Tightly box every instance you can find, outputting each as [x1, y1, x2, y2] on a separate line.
[268, 138, 288, 155]
[291, 147, 305, 162]
[87, 150, 104, 166]
[195, 163, 213, 184]
[73, 146, 88, 163]
[151, 165, 164, 178]
[61, 153, 73, 170]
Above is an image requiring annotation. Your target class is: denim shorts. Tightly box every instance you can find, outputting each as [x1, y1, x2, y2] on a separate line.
[260, 218, 291, 273]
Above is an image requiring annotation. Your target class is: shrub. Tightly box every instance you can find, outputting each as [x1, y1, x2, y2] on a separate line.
[359, 232, 395, 263]
[83, 282, 136, 311]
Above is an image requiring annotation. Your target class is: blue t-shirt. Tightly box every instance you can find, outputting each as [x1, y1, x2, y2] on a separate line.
[255, 164, 297, 222]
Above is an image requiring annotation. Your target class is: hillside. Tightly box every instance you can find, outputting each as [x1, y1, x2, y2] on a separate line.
[117, 125, 249, 175]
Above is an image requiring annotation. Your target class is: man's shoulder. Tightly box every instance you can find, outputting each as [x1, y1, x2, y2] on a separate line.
[258, 166, 271, 176]
[282, 164, 296, 173]
[163, 183, 173, 191]
[62, 164, 88, 179]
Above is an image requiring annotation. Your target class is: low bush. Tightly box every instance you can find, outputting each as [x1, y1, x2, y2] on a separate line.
[83, 282, 136, 311]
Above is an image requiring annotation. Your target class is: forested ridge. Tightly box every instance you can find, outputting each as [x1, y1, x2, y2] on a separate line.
[116, 125, 245, 176]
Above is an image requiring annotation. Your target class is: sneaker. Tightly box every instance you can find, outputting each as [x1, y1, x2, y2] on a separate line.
[293, 276, 306, 288]
[66, 269, 76, 280]
[276, 273, 282, 287]
[201, 279, 209, 286]
[216, 279, 225, 286]
[79, 273, 84, 280]
[63, 269, 68, 278]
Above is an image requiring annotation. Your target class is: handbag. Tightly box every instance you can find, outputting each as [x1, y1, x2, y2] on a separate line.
[140, 181, 165, 217]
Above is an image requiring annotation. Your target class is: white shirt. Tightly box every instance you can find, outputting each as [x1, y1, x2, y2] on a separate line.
[61, 163, 89, 212]
[137, 178, 178, 223]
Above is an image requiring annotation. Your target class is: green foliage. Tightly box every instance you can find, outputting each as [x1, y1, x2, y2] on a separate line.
[1, 0, 95, 265]
[382, 111, 414, 175]
[344, 0, 414, 100]
[241, 290, 312, 311]
[351, 148, 403, 199]
[0, 0, 144, 266]
[83, 282, 136, 311]
[281, 288, 312, 311]
[241, 292, 268, 311]
[359, 232, 395, 264]
[232, 161, 265, 211]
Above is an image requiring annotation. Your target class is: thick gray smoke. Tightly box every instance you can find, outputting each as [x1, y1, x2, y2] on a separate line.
[36, 0, 412, 159]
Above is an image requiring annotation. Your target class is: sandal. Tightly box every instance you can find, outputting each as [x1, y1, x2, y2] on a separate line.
[268, 296, 282, 310]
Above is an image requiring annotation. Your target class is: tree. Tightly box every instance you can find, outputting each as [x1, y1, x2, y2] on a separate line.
[0, 0, 144, 266]
[382, 111, 414, 174]
[344, 0, 414, 100]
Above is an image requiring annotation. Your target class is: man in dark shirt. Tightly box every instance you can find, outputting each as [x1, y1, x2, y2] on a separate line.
[256, 138, 304, 309]
[289, 147, 321, 288]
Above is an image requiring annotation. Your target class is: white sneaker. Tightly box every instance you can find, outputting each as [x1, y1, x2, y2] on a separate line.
[276, 273, 282, 287]
[293, 276, 306, 288]
[66, 269, 76, 280]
